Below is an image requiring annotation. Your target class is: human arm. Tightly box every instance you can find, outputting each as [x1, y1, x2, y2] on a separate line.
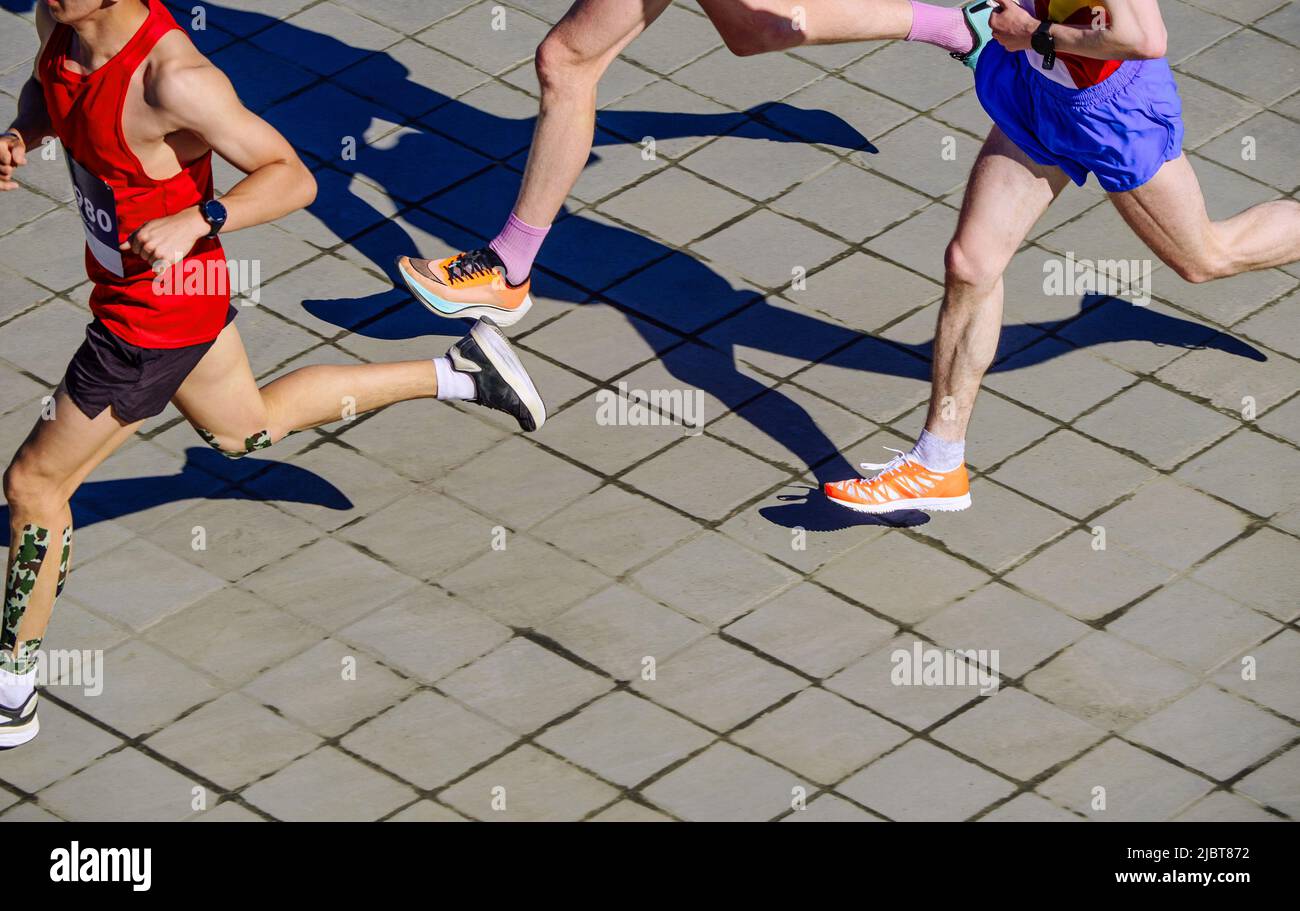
[989, 0, 1167, 61]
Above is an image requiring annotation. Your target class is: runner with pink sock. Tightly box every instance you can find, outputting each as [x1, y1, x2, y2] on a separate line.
[394, 1, 994, 328]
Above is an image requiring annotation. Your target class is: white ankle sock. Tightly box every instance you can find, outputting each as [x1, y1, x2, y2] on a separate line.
[433, 356, 477, 401]
[911, 428, 965, 472]
[0, 667, 36, 709]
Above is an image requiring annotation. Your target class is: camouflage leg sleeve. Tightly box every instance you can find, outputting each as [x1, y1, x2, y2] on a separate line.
[196, 427, 275, 459]
[0, 523, 56, 675]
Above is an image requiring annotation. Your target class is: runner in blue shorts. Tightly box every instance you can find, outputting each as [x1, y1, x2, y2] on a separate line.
[825, 0, 1300, 515]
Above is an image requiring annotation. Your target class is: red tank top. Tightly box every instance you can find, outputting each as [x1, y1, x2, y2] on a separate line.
[40, 0, 229, 348]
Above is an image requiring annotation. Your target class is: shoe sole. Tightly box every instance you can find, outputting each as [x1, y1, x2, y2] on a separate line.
[471, 320, 546, 432]
[0, 714, 38, 749]
[398, 259, 532, 327]
[826, 493, 971, 514]
[959, 1, 994, 70]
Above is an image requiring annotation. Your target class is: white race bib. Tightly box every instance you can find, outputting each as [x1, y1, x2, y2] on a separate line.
[67, 153, 124, 277]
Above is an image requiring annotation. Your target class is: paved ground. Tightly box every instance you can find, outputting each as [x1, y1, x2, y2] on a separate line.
[0, 0, 1296, 822]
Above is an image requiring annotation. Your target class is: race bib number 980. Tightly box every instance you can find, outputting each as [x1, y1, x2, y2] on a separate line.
[67, 154, 124, 277]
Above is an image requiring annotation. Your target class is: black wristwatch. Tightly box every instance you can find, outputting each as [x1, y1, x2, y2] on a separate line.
[200, 199, 228, 238]
[1031, 19, 1057, 70]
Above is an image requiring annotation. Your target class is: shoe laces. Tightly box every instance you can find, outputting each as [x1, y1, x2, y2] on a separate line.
[445, 248, 502, 285]
[853, 447, 916, 488]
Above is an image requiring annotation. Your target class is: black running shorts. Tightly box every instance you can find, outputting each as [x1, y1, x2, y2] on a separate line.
[62, 307, 237, 423]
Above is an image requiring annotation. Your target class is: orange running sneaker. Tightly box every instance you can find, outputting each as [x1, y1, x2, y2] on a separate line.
[396, 247, 532, 327]
[824, 448, 971, 514]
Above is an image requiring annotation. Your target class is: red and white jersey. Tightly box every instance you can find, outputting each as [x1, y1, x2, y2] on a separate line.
[1016, 0, 1122, 89]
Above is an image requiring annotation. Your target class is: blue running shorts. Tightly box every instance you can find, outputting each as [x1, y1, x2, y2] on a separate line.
[974, 40, 1184, 193]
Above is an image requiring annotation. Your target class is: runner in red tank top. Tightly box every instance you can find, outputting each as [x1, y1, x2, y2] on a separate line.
[39, 0, 229, 347]
[0, 0, 547, 749]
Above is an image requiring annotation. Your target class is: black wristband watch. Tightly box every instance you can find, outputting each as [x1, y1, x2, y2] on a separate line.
[1031, 19, 1057, 70]
[200, 199, 228, 238]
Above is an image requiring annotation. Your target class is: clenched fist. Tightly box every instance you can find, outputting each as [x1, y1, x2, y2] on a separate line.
[0, 131, 27, 191]
[990, 1, 1039, 52]
[121, 206, 209, 270]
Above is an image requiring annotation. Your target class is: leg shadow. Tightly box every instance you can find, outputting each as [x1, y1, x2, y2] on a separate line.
[0, 448, 352, 546]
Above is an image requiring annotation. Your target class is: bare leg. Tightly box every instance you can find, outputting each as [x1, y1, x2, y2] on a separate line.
[3, 393, 140, 668]
[515, 0, 919, 222]
[699, 0, 914, 54]
[926, 127, 1070, 441]
[513, 0, 673, 226]
[170, 323, 439, 449]
[1109, 153, 1300, 284]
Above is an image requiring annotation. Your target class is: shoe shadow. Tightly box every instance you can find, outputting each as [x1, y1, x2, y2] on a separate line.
[759, 484, 932, 531]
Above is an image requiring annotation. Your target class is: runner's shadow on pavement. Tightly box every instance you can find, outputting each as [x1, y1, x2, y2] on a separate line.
[200, 5, 1265, 529]
[169, 3, 890, 497]
[1055, 294, 1267, 360]
[71, 2, 1260, 533]
[0, 448, 351, 545]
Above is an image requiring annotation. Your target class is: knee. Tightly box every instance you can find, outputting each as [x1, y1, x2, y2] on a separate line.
[944, 238, 1004, 291]
[1167, 253, 1227, 285]
[716, 6, 787, 56]
[195, 426, 273, 459]
[3, 461, 66, 515]
[534, 29, 601, 95]
[1163, 224, 1238, 284]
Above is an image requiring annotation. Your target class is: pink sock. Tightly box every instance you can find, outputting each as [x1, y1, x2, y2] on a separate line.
[488, 213, 550, 286]
[905, 1, 974, 56]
